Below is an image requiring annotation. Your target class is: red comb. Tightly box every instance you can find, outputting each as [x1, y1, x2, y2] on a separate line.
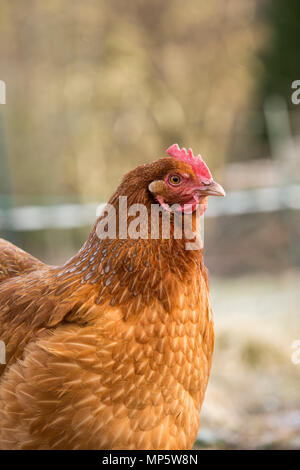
[166, 143, 212, 181]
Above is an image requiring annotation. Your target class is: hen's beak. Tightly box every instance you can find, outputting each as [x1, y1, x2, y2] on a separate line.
[196, 180, 226, 197]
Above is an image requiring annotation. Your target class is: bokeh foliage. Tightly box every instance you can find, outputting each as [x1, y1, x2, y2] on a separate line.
[257, 0, 300, 108]
[0, 0, 262, 203]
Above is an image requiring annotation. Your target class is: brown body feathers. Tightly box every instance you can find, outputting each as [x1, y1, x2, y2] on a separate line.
[0, 156, 216, 450]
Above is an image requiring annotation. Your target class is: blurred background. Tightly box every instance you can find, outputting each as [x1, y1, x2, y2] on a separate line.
[0, 0, 299, 449]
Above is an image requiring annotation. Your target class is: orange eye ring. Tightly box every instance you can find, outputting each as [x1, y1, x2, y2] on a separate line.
[169, 174, 182, 185]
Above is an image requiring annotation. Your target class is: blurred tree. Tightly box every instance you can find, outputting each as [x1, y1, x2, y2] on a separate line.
[230, 0, 300, 162]
[0, 0, 260, 203]
[257, 0, 300, 109]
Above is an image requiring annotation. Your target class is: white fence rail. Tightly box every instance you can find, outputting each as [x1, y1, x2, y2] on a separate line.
[0, 185, 299, 232]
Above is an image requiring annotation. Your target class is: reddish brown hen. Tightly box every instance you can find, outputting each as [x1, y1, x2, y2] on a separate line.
[0, 144, 225, 450]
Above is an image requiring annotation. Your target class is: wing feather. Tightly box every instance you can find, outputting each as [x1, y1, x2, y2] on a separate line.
[0, 239, 44, 283]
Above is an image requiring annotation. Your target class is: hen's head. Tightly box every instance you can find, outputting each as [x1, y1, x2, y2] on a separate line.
[147, 144, 225, 215]
[116, 144, 225, 216]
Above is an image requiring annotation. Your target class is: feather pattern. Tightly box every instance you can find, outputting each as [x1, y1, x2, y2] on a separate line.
[0, 155, 216, 450]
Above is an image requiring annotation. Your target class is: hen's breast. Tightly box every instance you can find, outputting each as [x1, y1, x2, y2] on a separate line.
[0, 267, 213, 450]
[78, 270, 214, 449]
[119, 271, 214, 449]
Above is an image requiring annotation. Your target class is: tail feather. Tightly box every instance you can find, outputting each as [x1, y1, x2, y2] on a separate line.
[0, 239, 44, 283]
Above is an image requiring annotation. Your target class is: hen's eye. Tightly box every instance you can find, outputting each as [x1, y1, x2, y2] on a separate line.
[169, 175, 182, 185]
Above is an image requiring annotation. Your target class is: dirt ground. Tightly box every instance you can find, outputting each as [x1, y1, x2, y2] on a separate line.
[194, 269, 300, 449]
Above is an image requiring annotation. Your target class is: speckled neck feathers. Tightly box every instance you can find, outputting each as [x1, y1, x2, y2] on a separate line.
[56, 230, 207, 320]
[55, 167, 208, 320]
